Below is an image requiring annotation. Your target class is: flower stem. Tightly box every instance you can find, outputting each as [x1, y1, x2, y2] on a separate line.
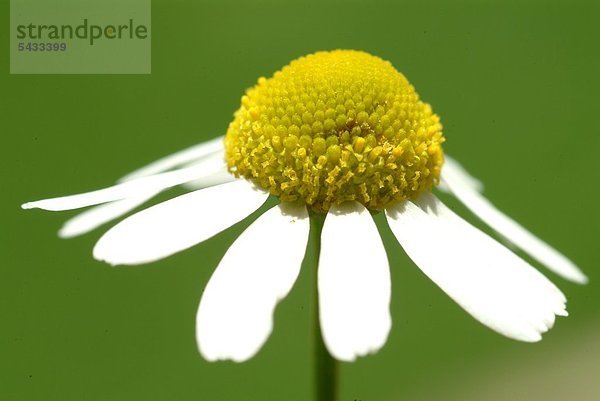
[310, 213, 338, 401]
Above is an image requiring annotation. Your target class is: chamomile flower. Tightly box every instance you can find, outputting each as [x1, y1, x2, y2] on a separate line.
[23, 50, 587, 362]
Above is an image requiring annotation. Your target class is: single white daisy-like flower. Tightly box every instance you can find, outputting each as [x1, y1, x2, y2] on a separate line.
[23, 50, 587, 363]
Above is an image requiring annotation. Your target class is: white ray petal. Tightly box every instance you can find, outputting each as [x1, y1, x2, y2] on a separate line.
[58, 165, 234, 238]
[437, 154, 485, 193]
[22, 153, 226, 212]
[181, 168, 236, 190]
[385, 193, 567, 343]
[318, 201, 392, 362]
[441, 166, 588, 284]
[58, 191, 160, 238]
[93, 180, 268, 266]
[197, 202, 310, 362]
[119, 136, 225, 182]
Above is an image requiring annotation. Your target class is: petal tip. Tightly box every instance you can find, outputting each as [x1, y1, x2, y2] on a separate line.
[519, 332, 543, 343]
[197, 347, 218, 362]
[58, 226, 77, 239]
[572, 272, 589, 285]
[92, 243, 118, 266]
[93, 253, 122, 267]
[328, 350, 356, 362]
[197, 342, 252, 363]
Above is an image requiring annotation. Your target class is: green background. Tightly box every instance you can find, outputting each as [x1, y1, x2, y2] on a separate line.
[2, 0, 598, 400]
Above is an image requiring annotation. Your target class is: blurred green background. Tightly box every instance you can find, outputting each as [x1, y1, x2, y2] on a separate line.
[2, 0, 599, 400]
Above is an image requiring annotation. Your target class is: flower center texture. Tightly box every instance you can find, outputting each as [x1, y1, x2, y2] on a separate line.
[224, 50, 444, 212]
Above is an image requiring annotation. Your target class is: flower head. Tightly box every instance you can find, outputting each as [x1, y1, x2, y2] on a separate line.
[225, 50, 443, 211]
[23, 50, 587, 363]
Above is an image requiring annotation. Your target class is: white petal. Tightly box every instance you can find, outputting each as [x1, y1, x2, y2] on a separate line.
[385, 193, 567, 343]
[58, 191, 160, 238]
[318, 201, 392, 361]
[437, 154, 484, 193]
[22, 153, 226, 212]
[93, 180, 268, 265]
[119, 136, 225, 182]
[441, 165, 588, 284]
[181, 167, 236, 190]
[58, 165, 234, 238]
[197, 202, 310, 362]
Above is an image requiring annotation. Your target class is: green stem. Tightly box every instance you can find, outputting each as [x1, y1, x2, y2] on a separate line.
[310, 213, 338, 401]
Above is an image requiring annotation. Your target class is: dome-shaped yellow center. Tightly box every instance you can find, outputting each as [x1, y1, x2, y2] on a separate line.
[224, 50, 444, 212]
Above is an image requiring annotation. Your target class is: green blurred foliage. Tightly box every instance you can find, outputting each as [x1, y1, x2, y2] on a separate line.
[1, 0, 598, 400]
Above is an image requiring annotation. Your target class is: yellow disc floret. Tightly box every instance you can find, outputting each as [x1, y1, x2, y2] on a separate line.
[224, 50, 444, 212]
